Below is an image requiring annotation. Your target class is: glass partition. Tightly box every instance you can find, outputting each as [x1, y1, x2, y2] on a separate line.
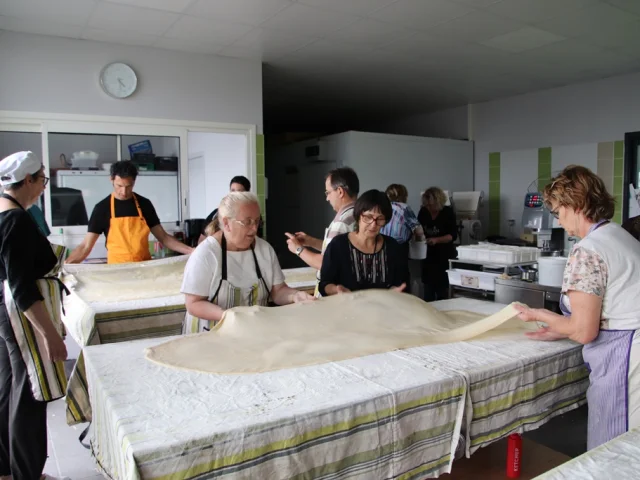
[48, 133, 118, 227]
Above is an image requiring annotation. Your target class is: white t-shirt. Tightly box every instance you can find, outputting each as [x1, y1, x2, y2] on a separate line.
[562, 222, 640, 330]
[181, 236, 285, 299]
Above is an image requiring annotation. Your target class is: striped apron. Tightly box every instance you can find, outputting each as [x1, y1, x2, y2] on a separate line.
[183, 235, 271, 334]
[559, 220, 637, 449]
[2, 243, 68, 402]
[560, 295, 636, 450]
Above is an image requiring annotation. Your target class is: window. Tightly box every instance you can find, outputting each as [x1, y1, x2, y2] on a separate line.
[48, 133, 181, 227]
[49, 132, 118, 227]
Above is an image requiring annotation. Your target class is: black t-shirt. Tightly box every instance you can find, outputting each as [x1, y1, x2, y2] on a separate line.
[0, 208, 57, 311]
[417, 205, 458, 263]
[318, 233, 409, 296]
[88, 194, 161, 241]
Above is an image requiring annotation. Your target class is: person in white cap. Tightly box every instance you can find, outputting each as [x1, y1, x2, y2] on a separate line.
[0, 151, 68, 480]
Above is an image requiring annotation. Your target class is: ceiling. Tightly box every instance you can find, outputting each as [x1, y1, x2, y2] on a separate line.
[2, 0, 640, 131]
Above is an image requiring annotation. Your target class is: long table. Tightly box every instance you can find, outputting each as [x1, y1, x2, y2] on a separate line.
[534, 427, 640, 479]
[82, 299, 588, 479]
[61, 258, 317, 425]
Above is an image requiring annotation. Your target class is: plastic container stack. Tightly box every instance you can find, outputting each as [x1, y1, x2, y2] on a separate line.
[456, 245, 540, 264]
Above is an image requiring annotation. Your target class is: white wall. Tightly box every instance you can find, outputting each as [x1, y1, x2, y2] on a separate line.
[0, 32, 263, 131]
[342, 131, 474, 213]
[187, 132, 249, 219]
[473, 72, 640, 155]
[473, 71, 640, 237]
[366, 106, 469, 140]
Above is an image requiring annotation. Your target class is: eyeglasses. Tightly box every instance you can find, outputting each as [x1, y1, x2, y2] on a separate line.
[36, 174, 50, 187]
[360, 214, 387, 226]
[233, 218, 261, 228]
[550, 207, 560, 219]
[324, 188, 336, 197]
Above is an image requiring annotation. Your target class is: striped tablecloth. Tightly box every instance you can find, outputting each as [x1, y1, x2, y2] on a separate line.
[85, 338, 467, 480]
[534, 427, 640, 479]
[61, 257, 189, 425]
[61, 260, 320, 425]
[420, 299, 589, 456]
[83, 299, 588, 479]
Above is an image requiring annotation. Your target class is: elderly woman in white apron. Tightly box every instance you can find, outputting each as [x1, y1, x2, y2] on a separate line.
[182, 192, 313, 333]
[0, 152, 68, 480]
[516, 165, 640, 450]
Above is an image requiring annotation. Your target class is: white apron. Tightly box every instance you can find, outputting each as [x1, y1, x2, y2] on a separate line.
[183, 235, 271, 334]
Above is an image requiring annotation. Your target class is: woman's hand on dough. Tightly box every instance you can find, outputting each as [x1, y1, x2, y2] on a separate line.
[390, 283, 406, 293]
[292, 291, 315, 304]
[514, 304, 538, 322]
[525, 326, 566, 341]
[336, 285, 351, 294]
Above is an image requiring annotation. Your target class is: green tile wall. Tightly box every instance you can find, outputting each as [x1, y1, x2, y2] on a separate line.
[613, 140, 624, 224]
[256, 134, 267, 238]
[597, 140, 624, 224]
[538, 147, 552, 191]
[488, 152, 500, 236]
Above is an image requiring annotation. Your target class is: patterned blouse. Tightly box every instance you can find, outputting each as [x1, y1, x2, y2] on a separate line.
[562, 245, 609, 298]
[348, 239, 389, 286]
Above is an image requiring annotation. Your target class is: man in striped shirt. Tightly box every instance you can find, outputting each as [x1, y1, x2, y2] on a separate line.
[285, 168, 359, 295]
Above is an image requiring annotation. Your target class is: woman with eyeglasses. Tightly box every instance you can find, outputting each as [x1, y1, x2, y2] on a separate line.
[0, 152, 67, 480]
[418, 187, 458, 301]
[182, 192, 314, 333]
[515, 165, 640, 450]
[319, 189, 409, 296]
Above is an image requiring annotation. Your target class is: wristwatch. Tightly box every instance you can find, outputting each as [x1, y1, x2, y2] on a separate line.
[295, 246, 305, 256]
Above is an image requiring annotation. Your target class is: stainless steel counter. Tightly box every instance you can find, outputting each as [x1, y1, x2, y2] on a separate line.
[495, 277, 561, 311]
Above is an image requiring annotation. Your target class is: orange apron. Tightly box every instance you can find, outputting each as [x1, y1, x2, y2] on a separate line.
[106, 193, 152, 264]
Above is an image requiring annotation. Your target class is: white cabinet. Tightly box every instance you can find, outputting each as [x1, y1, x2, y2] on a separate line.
[56, 170, 180, 223]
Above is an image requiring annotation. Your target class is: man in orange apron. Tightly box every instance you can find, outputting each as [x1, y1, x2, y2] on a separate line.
[67, 161, 193, 264]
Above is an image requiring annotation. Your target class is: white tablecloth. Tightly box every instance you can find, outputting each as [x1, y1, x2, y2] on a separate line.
[534, 427, 640, 479]
[83, 299, 588, 479]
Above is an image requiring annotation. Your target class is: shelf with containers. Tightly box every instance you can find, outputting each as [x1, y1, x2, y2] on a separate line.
[447, 245, 541, 300]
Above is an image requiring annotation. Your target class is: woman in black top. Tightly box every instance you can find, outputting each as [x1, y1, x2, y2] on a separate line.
[0, 151, 67, 479]
[418, 187, 458, 301]
[319, 189, 409, 296]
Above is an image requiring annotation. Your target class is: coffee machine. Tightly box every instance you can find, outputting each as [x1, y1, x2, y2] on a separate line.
[521, 192, 564, 255]
[184, 218, 206, 247]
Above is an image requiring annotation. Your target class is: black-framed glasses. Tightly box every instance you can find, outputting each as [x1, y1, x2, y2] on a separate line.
[36, 174, 50, 187]
[361, 214, 387, 226]
[550, 208, 559, 219]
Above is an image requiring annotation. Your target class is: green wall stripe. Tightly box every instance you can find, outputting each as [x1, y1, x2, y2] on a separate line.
[488, 152, 500, 236]
[538, 147, 552, 191]
[613, 140, 624, 224]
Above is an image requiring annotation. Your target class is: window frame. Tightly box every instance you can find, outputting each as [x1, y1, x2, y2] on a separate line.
[0, 111, 257, 234]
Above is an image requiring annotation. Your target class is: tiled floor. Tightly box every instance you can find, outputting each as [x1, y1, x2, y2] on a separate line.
[45, 399, 102, 479]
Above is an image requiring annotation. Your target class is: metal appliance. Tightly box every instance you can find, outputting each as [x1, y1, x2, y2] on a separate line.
[451, 191, 483, 245]
[521, 192, 564, 254]
[495, 277, 561, 314]
[184, 218, 206, 247]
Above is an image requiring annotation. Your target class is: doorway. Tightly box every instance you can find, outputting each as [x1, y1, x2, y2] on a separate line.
[624, 131, 640, 220]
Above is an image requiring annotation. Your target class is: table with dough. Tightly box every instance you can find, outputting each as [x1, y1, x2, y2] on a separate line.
[533, 427, 640, 480]
[82, 298, 588, 479]
[61, 258, 317, 425]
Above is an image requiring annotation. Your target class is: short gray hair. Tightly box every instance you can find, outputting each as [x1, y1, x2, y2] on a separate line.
[218, 191, 259, 220]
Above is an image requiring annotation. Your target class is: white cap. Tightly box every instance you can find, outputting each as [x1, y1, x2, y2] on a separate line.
[0, 151, 42, 187]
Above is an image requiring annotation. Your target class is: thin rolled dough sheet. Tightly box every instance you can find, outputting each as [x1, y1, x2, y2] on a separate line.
[65, 260, 186, 303]
[145, 290, 528, 374]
